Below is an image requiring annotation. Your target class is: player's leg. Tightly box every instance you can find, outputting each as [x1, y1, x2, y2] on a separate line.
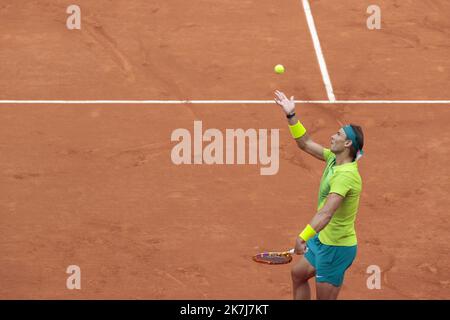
[315, 244, 357, 300]
[316, 282, 341, 300]
[291, 234, 321, 300]
[291, 256, 316, 300]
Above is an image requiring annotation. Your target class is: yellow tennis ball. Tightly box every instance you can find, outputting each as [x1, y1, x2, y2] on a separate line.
[274, 64, 285, 74]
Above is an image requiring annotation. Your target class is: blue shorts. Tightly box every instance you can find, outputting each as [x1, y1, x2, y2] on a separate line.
[304, 234, 357, 287]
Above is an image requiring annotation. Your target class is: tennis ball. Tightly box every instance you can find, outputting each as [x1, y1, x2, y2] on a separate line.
[274, 64, 285, 74]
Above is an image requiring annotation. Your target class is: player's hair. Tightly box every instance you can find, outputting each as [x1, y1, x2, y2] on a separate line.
[349, 124, 364, 161]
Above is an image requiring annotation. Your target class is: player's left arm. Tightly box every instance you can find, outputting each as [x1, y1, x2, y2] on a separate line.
[294, 193, 344, 254]
[309, 172, 353, 233]
[309, 193, 344, 233]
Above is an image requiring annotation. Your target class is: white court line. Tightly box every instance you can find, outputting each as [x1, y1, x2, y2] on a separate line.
[302, 0, 336, 102]
[0, 100, 449, 104]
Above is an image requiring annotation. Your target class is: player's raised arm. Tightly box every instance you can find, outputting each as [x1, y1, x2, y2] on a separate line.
[274, 90, 325, 161]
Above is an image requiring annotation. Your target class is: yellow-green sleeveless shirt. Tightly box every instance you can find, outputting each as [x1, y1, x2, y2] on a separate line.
[317, 148, 362, 246]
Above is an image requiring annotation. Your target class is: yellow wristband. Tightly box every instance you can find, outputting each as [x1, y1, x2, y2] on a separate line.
[289, 121, 307, 139]
[298, 224, 316, 242]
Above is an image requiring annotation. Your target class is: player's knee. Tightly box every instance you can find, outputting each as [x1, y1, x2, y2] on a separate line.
[291, 266, 308, 284]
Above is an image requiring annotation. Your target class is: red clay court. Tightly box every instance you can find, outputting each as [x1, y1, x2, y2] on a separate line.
[0, 0, 449, 299]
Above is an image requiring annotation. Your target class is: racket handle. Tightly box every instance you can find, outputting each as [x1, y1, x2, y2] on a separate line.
[288, 247, 309, 254]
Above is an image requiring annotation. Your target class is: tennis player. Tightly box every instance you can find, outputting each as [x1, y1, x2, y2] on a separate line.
[274, 90, 364, 300]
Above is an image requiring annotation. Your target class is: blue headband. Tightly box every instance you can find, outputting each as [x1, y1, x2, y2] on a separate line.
[343, 125, 364, 159]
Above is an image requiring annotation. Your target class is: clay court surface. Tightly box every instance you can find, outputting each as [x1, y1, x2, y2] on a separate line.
[1, 0, 449, 299]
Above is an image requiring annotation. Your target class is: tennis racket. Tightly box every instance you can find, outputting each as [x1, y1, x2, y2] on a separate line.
[252, 248, 296, 265]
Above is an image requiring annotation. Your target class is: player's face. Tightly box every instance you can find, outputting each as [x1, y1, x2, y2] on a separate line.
[330, 128, 348, 153]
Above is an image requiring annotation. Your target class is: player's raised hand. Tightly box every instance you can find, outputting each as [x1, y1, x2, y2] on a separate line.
[274, 90, 295, 116]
